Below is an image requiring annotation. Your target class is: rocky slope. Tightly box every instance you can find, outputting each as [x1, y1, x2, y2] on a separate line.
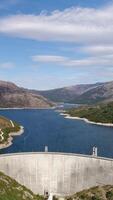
[74, 81, 113, 104]
[38, 81, 113, 104]
[38, 82, 103, 103]
[2, 80, 113, 106]
[0, 81, 53, 108]
[0, 171, 43, 200]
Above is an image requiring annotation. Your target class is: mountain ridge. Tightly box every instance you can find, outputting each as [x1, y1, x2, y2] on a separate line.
[0, 81, 53, 108]
[1, 80, 113, 106]
[37, 81, 113, 104]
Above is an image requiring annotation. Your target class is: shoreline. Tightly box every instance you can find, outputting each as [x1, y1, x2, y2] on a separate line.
[60, 113, 113, 127]
[0, 126, 24, 150]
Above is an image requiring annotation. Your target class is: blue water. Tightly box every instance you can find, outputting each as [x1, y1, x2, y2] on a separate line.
[0, 109, 113, 158]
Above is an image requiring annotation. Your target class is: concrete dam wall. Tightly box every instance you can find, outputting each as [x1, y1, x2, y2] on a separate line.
[0, 152, 113, 196]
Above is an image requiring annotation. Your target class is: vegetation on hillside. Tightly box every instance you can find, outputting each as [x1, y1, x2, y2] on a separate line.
[65, 185, 113, 200]
[66, 102, 113, 123]
[0, 171, 44, 200]
[0, 116, 21, 144]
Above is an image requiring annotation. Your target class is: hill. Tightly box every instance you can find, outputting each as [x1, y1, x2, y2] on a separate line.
[64, 185, 113, 200]
[66, 102, 113, 124]
[0, 81, 53, 108]
[0, 171, 43, 200]
[38, 81, 113, 104]
[0, 115, 21, 147]
[38, 83, 102, 103]
[3, 80, 113, 106]
[72, 81, 113, 104]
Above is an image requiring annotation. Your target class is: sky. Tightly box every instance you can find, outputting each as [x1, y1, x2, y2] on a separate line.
[0, 0, 113, 90]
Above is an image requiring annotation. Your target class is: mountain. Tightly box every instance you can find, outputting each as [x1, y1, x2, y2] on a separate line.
[38, 81, 113, 104]
[0, 171, 43, 200]
[37, 82, 103, 104]
[0, 81, 53, 108]
[2, 80, 113, 107]
[73, 81, 113, 104]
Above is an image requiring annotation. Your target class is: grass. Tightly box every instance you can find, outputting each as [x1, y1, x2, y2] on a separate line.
[0, 171, 44, 200]
[65, 185, 113, 200]
[0, 116, 13, 129]
[0, 116, 21, 144]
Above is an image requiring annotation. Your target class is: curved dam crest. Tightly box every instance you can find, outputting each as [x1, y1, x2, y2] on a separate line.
[0, 152, 113, 196]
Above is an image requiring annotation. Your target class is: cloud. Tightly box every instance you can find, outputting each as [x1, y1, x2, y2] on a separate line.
[32, 55, 68, 63]
[0, 62, 14, 69]
[32, 54, 113, 68]
[0, 5, 113, 44]
[81, 45, 113, 56]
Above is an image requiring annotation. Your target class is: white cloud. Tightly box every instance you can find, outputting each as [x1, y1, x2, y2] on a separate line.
[81, 45, 113, 56]
[0, 62, 14, 69]
[32, 55, 68, 63]
[0, 5, 113, 44]
[32, 54, 113, 68]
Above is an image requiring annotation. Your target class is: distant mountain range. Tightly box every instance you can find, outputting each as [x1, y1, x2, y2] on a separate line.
[38, 81, 113, 104]
[0, 81, 53, 108]
[1, 80, 113, 108]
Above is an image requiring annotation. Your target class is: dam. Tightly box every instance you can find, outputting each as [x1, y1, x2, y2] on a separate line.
[0, 152, 113, 196]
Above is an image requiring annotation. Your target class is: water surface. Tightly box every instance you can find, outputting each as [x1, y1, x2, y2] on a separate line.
[0, 108, 113, 158]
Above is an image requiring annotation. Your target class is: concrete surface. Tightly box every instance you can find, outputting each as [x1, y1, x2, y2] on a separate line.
[0, 152, 113, 196]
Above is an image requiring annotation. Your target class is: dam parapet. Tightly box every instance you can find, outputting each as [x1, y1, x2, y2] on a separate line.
[0, 152, 113, 196]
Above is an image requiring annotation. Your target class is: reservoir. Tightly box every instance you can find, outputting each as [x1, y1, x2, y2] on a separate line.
[0, 108, 113, 158]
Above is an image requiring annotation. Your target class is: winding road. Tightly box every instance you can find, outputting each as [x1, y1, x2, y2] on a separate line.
[0, 120, 15, 142]
[0, 129, 4, 141]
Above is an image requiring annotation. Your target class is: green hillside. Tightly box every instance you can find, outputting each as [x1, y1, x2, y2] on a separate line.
[65, 185, 113, 200]
[66, 102, 113, 124]
[0, 116, 21, 144]
[0, 171, 43, 200]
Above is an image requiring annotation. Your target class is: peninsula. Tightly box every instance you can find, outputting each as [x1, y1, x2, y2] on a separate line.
[65, 101, 113, 126]
[0, 116, 24, 149]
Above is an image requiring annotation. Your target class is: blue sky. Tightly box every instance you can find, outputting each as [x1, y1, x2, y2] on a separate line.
[0, 0, 113, 89]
